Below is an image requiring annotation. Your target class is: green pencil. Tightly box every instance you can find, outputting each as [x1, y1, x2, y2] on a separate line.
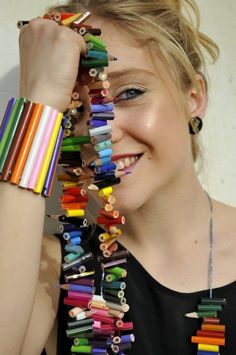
[184, 311, 217, 318]
[0, 98, 26, 173]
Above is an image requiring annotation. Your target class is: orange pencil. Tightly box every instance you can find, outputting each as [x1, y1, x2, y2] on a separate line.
[61, 202, 87, 210]
[60, 195, 89, 203]
[99, 209, 119, 219]
[202, 324, 226, 332]
[103, 242, 118, 258]
[100, 237, 117, 251]
[10, 104, 43, 184]
[191, 336, 225, 346]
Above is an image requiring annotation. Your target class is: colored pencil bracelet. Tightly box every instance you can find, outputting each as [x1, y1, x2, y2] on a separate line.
[0, 98, 63, 197]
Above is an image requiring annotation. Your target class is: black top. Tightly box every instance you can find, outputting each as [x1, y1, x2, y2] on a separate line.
[54, 236, 236, 355]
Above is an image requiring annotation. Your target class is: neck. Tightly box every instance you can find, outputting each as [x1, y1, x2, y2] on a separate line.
[121, 171, 211, 252]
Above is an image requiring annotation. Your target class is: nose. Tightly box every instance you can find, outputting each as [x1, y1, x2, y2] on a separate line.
[74, 101, 126, 149]
[109, 107, 125, 144]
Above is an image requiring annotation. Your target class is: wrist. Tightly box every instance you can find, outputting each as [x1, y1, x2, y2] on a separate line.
[20, 87, 71, 113]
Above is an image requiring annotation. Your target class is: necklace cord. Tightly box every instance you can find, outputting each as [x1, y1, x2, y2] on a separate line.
[206, 192, 214, 299]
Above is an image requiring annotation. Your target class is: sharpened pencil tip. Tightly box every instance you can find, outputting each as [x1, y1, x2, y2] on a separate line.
[88, 184, 99, 191]
[184, 312, 198, 318]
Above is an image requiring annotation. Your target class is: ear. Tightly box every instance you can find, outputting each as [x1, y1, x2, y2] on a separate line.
[186, 74, 207, 119]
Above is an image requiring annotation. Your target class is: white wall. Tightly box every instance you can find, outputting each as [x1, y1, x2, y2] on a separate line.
[196, 0, 236, 206]
[0, 0, 236, 233]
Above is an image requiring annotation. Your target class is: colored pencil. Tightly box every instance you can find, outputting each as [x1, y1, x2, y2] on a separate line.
[10, 104, 44, 184]
[0, 98, 26, 174]
[1, 102, 35, 180]
[0, 98, 16, 142]
[19, 105, 52, 188]
[43, 123, 64, 196]
[35, 113, 63, 193]
[28, 109, 59, 190]
[184, 311, 217, 319]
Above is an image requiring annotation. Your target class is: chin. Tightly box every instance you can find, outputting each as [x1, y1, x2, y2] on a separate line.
[112, 184, 146, 215]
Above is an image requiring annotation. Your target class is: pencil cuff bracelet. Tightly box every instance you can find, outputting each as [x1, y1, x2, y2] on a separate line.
[0, 97, 64, 197]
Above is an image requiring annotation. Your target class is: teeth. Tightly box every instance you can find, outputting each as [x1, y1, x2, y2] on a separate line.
[115, 155, 140, 170]
[117, 160, 125, 170]
[130, 157, 135, 164]
[124, 158, 131, 168]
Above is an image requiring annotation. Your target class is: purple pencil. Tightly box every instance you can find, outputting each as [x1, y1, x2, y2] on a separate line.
[0, 98, 16, 142]
[89, 119, 108, 128]
[91, 103, 114, 113]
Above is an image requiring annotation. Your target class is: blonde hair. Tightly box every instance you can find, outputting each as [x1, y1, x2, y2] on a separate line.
[48, 0, 219, 163]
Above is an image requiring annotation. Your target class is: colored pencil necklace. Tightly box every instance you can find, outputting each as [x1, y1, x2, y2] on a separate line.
[185, 193, 227, 354]
[44, 11, 135, 354]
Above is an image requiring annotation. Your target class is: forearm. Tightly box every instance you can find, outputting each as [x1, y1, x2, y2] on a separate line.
[0, 183, 45, 353]
[0, 16, 86, 352]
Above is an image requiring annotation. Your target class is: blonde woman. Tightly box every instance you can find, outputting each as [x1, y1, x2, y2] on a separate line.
[0, 1, 235, 354]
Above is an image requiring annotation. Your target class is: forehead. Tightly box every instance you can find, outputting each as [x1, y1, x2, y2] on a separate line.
[88, 16, 160, 74]
[88, 16, 181, 100]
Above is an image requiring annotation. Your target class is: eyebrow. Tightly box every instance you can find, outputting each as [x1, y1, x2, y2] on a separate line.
[107, 68, 156, 81]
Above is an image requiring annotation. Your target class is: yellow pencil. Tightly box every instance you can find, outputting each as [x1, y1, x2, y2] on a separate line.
[98, 186, 113, 197]
[60, 13, 82, 26]
[198, 343, 220, 352]
[62, 181, 81, 189]
[65, 209, 85, 217]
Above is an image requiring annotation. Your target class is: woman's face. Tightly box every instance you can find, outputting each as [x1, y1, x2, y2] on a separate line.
[77, 18, 196, 213]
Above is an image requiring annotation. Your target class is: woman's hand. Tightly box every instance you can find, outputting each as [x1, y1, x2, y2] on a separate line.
[19, 18, 86, 112]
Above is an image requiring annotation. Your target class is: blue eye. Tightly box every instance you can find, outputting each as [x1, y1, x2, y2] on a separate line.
[115, 88, 145, 102]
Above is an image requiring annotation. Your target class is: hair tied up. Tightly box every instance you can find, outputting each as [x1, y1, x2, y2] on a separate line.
[167, 0, 181, 11]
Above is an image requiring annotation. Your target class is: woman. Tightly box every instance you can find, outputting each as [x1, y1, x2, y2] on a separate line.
[0, 0, 236, 354]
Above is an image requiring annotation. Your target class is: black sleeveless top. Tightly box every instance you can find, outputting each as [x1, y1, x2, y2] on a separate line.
[54, 235, 236, 355]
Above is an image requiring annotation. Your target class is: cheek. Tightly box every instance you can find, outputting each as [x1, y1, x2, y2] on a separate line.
[116, 98, 188, 151]
[114, 101, 160, 141]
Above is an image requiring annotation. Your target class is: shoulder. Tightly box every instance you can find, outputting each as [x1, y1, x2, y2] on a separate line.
[213, 199, 236, 232]
[213, 198, 236, 253]
[210, 198, 236, 286]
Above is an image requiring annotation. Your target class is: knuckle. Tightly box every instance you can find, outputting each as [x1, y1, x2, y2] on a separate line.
[58, 25, 71, 38]
[28, 17, 42, 29]
[28, 17, 58, 32]
[58, 26, 85, 51]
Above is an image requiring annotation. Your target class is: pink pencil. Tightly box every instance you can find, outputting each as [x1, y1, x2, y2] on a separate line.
[68, 291, 92, 301]
[27, 109, 58, 189]
[93, 314, 114, 324]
